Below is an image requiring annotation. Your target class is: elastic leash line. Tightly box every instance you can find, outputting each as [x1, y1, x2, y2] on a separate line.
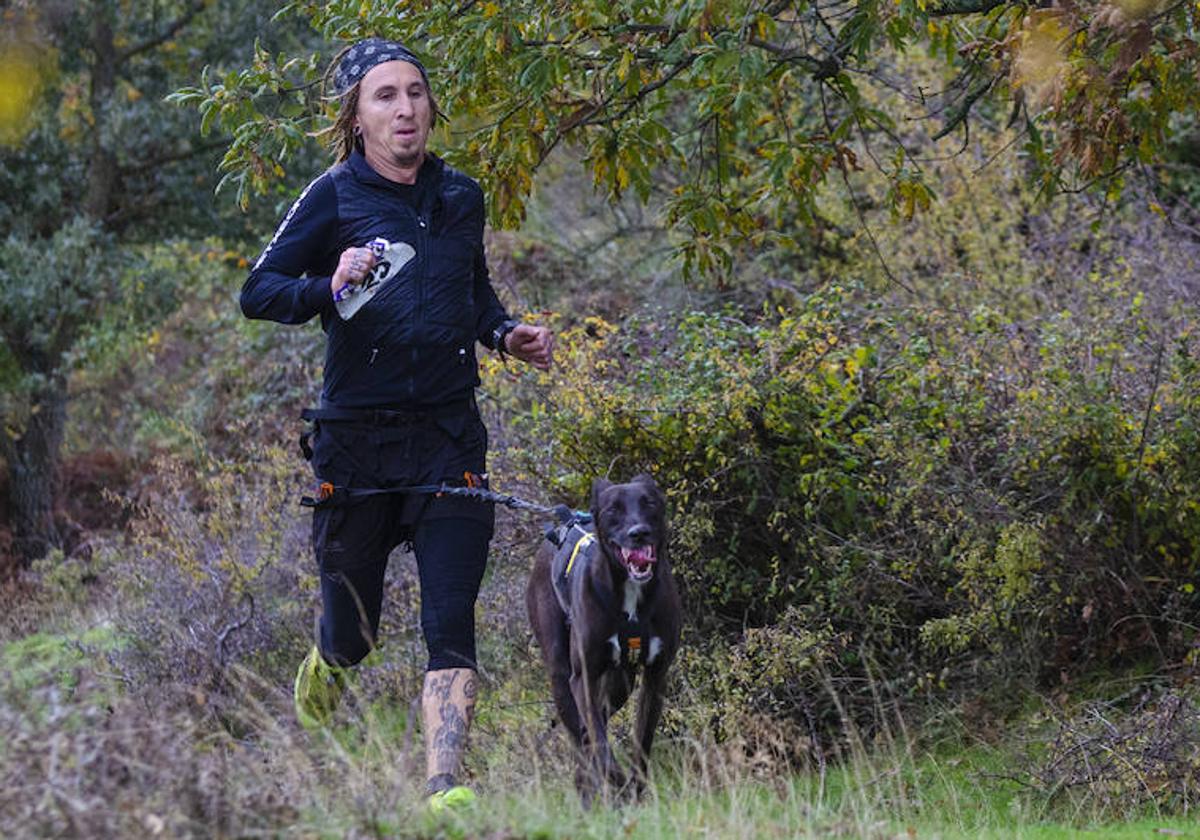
[301, 481, 589, 525]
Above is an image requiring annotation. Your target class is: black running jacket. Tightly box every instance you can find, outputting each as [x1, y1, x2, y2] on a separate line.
[240, 151, 510, 409]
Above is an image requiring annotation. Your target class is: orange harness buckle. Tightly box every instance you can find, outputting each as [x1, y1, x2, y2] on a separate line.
[437, 472, 485, 498]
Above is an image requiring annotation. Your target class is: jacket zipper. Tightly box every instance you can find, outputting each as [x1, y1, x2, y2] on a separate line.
[410, 213, 429, 405]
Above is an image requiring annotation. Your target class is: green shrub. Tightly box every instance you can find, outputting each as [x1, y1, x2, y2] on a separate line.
[486, 260, 1200, 735]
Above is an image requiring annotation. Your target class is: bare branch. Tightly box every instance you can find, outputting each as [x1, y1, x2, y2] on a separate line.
[932, 75, 997, 141]
[818, 84, 915, 295]
[747, 36, 828, 70]
[576, 51, 700, 132]
[118, 0, 207, 64]
[927, 0, 1009, 17]
[118, 138, 229, 175]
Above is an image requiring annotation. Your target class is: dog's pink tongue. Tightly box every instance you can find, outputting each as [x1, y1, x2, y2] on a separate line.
[623, 546, 656, 569]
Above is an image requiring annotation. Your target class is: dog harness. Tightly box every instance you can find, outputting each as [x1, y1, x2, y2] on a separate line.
[545, 515, 649, 666]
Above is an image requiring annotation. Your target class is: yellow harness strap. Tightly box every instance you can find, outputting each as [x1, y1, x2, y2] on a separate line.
[565, 532, 595, 577]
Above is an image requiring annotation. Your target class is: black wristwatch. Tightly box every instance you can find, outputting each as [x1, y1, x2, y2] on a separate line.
[492, 319, 519, 357]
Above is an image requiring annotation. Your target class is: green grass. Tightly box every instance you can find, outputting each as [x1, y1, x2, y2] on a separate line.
[377, 749, 1200, 839]
[274, 691, 1199, 839]
[0, 621, 118, 697]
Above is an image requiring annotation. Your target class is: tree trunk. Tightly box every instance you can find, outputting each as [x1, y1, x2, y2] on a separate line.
[2, 376, 67, 564]
[85, 0, 118, 224]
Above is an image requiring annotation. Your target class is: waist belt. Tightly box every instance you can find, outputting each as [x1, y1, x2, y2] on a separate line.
[301, 398, 474, 425]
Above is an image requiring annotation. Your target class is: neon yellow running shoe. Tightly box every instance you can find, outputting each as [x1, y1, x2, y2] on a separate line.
[293, 645, 345, 730]
[427, 785, 477, 813]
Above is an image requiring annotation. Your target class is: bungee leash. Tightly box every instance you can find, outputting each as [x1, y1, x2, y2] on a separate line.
[300, 473, 590, 526]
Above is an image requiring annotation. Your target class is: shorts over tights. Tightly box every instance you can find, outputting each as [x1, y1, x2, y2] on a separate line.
[307, 409, 494, 671]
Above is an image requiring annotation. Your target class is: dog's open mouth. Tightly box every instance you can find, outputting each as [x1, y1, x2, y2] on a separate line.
[620, 546, 656, 582]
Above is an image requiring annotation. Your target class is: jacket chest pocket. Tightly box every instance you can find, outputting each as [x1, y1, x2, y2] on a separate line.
[423, 244, 475, 328]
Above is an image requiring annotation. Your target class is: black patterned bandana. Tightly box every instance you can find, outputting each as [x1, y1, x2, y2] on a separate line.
[333, 38, 430, 97]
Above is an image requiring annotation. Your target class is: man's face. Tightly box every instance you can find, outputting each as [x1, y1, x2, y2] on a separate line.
[355, 60, 433, 172]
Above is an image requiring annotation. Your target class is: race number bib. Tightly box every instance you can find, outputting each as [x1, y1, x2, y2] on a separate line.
[335, 239, 415, 320]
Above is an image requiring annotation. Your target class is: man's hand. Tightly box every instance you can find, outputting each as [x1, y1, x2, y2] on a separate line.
[504, 324, 554, 371]
[330, 246, 378, 299]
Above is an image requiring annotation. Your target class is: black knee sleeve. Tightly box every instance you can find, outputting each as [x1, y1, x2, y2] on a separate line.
[319, 565, 385, 667]
[414, 517, 492, 671]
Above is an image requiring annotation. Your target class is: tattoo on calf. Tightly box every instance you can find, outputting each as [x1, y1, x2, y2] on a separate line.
[426, 670, 456, 702]
[431, 702, 468, 774]
[424, 669, 479, 779]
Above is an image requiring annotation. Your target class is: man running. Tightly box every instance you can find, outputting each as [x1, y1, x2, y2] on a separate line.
[240, 37, 553, 807]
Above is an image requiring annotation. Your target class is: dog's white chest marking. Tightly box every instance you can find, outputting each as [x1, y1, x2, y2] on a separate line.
[647, 636, 663, 665]
[622, 579, 644, 622]
[602, 581, 649, 665]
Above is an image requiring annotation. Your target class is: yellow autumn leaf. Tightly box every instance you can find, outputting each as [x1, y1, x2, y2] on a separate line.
[0, 45, 46, 146]
[1011, 12, 1068, 106]
[617, 50, 634, 82]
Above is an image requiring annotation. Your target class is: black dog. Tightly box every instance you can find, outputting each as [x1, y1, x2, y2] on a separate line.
[526, 475, 681, 805]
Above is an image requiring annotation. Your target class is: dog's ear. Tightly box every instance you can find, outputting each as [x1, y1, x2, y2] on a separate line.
[631, 474, 665, 505]
[630, 473, 660, 493]
[590, 478, 613, 513]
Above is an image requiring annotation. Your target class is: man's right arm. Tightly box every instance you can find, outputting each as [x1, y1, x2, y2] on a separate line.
[240, 174, 339, 324]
